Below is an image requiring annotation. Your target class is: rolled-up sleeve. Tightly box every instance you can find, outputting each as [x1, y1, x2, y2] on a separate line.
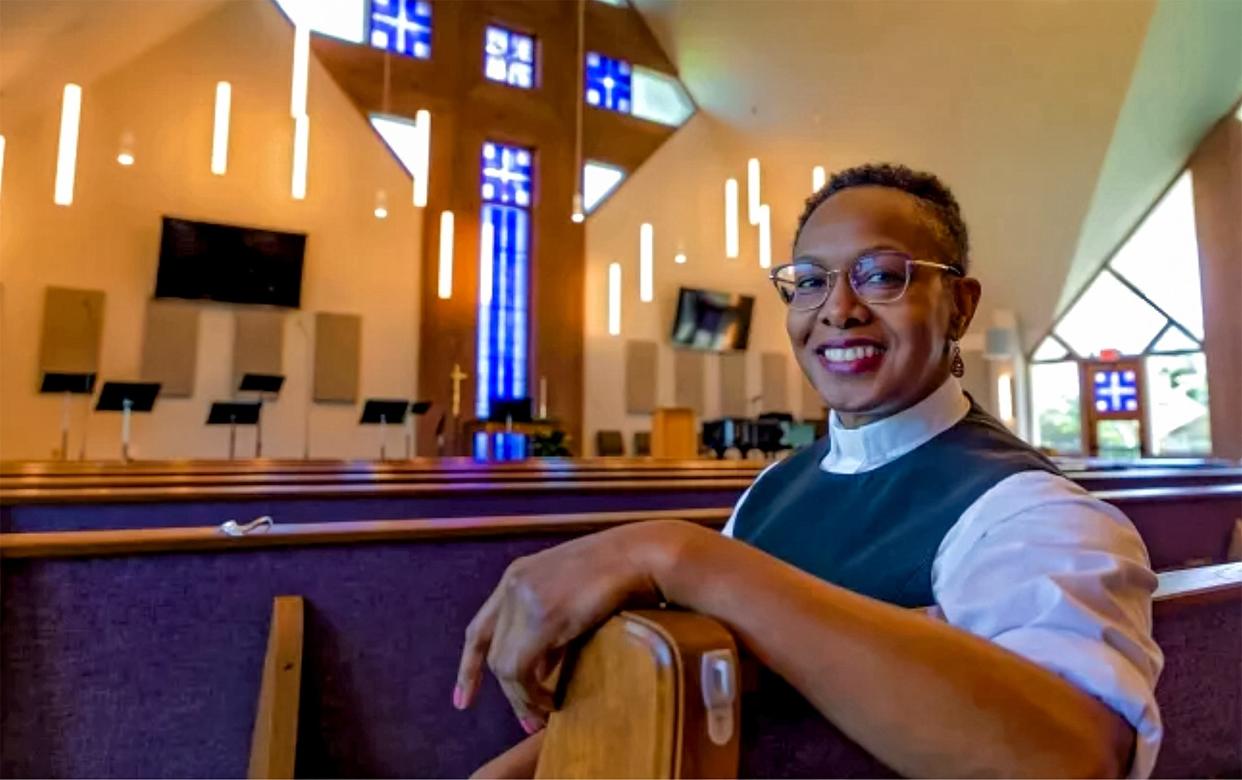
[931, 471, 1164, 778]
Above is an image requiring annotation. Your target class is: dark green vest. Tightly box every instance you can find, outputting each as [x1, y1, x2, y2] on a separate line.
[731, 401, 1058, 608]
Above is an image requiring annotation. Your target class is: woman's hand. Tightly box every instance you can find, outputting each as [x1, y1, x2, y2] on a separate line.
[453, 520, 688, 731]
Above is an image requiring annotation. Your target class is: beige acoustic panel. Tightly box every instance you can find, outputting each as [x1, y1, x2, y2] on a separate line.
[718, 351, 747, 417]
[233, 309, 285, 391]
[672, 349, 705, 416]
[140, 301, 199, 397]
[624, 340, 658, 414]
[37, 287, 105, 380]
[314, 312, 362, 403]
[801, 377, 826, 420]
[760, 352, 788, 413]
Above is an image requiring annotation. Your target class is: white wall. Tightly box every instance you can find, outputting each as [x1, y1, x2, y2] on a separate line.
[583, 114, 816, 454]
[0, 1, 424, 460]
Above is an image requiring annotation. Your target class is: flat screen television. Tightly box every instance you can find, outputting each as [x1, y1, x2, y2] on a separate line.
[155, 217, 306, 307]
[670, 287, 755, 351]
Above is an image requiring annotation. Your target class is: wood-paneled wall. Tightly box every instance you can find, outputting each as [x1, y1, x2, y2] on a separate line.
[1190, 113, 1242, 459]
[311, 0, 690, 455]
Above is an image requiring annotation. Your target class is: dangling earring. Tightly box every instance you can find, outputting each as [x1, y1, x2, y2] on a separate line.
[950, 340, 965, 378]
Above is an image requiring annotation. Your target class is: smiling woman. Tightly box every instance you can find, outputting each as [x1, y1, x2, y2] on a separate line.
[458, 163, 1164, 779]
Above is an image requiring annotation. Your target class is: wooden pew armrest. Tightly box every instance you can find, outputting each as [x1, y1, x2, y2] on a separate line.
[536, 609, 740, 779]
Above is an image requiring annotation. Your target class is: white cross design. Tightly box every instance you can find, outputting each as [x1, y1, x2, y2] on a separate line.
[372, 5, 429, 55]
[1096, 371, 1136, 411]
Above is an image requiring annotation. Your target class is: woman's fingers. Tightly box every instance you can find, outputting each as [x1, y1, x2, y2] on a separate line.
[488, 600, 560, 729]
[456, 584, 505, 709]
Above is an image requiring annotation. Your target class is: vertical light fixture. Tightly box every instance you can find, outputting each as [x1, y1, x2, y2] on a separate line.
[746, 158, 761, 225]
[413, 109, 430, 207]
[0, 134, 6, 201]
[812, 165, 826, 192]
[212, 81, 231, 175]
[607, 262, 622, 336]
[571, 0, 586, 223]
[757, 204, 772, 269]
[997, 371, 1015, 424]
[54, 84, 82, 206]
[639, 222, 653, 302]
[438, 210, 455, 299]
[116, 132, 135, 166]
[291, 114, 309, 199]
[724, 178, 739, 259]
[290, 24, 310, 118]
[374, 189, 389, 219]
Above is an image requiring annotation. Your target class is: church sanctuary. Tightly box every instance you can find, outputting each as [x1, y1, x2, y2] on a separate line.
[2, 0, 1241, 777]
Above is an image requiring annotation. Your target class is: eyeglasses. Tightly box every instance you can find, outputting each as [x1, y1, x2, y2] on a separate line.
[769, 251, 963, 310]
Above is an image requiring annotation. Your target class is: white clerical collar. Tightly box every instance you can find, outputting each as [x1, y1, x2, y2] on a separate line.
[820, 376, 971, 475]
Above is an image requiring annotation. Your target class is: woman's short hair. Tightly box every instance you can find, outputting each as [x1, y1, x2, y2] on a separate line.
[797, 163, 971, 273]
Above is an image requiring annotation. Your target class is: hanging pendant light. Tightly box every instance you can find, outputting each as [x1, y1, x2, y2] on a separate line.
[571, 0, 586, 223]
[116, 131, 135, 167]
[374, 189, 389, 219]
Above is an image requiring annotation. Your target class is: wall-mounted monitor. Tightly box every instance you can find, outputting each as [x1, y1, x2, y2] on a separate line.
[155, 217, 306, 308]
[670, 287, 754, 352]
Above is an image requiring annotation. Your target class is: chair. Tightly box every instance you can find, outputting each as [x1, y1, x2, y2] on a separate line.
[536, 610, 740, 779]
[634, 431, 652, 457]
[596, 430, 625, 456]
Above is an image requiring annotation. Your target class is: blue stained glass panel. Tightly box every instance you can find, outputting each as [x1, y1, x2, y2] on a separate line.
[481, 142, 533, 207]
[484, 25, 536, 89]
[585, 52, 632, 113]
[370, 0, 432, 60]
[1093, 369, 1139, 413]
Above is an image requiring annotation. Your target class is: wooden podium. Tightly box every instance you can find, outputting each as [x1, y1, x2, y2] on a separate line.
[651, 407, 698, 459]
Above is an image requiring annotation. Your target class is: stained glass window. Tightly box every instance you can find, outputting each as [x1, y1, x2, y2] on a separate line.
[370, 0, 432, 60]
[585, 52, 632, 113]
[1092, 368, 1139, 413]
[476, 142, 533, 459]
[481, 142, 533, 207]
[484, 25, 535, 89]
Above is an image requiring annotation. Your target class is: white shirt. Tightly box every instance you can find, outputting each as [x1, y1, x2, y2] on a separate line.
[722, 377, 1164, 778]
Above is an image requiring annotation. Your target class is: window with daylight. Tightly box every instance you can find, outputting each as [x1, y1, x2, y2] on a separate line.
[582, 160, 626, 213]
[585, 52, 632, 113]
[476, 142, 534, 459]
[370, 0, 432, 60]
[1029, 169, 1210, 455]
[273, 0, 366, 43]
[484, 26, 535, 89]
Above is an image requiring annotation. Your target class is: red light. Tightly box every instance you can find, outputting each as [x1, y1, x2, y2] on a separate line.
[1099, 349, 1121, 362]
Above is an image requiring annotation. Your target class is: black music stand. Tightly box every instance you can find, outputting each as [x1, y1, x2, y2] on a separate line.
[406, 400, 432, 459]
[360, 399, 410, 461]
[95, 382, 160, 462]
[207, 401, 262, 460]
[39, 371, 96, 460]
[239, 374, 284, 458]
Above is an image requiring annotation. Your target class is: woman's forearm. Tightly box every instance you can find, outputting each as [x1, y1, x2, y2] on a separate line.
[641, 521, 1132, 778]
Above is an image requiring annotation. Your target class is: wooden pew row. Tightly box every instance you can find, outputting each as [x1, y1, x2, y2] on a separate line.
[2, 465, 1238, 497]
[3, 480, 1238, 571]
[5, 454, 1232, 479]
[0, 457, 768, 480]
[2, 514, 1236, 779]
[541, 564, 1242, 779]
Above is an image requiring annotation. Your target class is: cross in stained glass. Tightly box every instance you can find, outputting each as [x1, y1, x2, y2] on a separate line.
[484, 25, 535, 89]
[1093, 369, 1138, 413]
[585, 52, 632, 112]
[370, 0, 432, 60]
[481, 142, 533, 207]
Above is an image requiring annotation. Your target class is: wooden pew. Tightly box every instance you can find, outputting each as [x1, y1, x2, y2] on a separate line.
[3, 478, 1237, 575]
[3, 506, 1237, 778]
[540, 563, 1242, 778]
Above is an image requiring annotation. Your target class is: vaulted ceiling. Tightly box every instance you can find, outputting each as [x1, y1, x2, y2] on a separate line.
[632, 0, 1242, 343]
